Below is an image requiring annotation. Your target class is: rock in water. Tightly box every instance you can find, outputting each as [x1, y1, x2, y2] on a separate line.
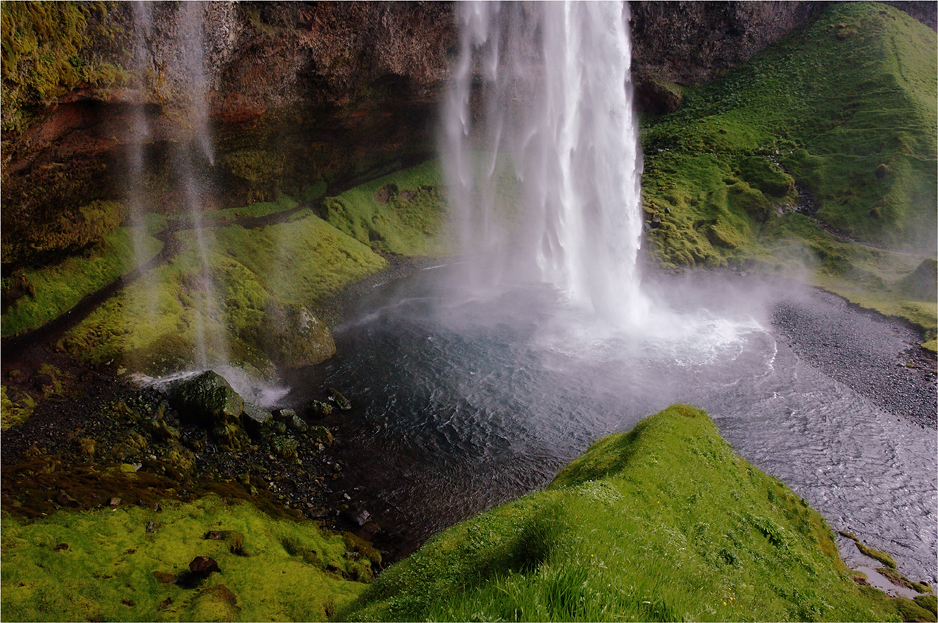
[260, 302, 336, 368]
[166, 370, 245, 429]
[328, 388, 351, 410]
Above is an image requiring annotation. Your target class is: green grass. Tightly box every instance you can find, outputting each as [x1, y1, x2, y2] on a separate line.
[644, 2, 936, 258]
[322, 160, 454, 257]
[640, 2, 937, 338]
[1, 495, 374, 621]
[341, 405, 906, 622]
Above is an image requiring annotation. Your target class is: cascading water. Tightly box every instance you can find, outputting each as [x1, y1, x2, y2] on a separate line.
[127, 2, 227, 368]
[174, 2, 227, 368]
[444, 1, 649, 325]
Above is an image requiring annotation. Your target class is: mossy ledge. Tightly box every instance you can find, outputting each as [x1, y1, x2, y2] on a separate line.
[341, 405, 922, 622]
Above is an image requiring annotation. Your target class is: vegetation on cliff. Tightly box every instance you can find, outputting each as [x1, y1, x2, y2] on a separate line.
[341, 406, 922, 622]
[0, 1, 127, 132]
[640, 2, 937, 338]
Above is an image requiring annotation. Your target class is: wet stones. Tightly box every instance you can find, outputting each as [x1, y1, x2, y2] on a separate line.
[328, 388, 351, 411]
[260, 302, 336, 368]
[166, 371, 245, 430]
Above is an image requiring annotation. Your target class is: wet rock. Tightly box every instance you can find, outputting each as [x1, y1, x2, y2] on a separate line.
[274, 409, 308, 433]
[269, 435, 299, 460]
[189, 556, 220, 578]
[328, 387, 352, 410]
[306, 425, 334, 446]
[307, 400, 334, 418]
[144, 418, 181, 442]
[211, 423, 251, 452]
[345, 505, 371, 527]
[165, 371, 245, 429]
[241, 402, 273, 435]
[260, 302, 336, 368]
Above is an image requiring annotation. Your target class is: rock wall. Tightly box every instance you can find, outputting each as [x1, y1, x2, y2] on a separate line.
[2, 1, 933, 274]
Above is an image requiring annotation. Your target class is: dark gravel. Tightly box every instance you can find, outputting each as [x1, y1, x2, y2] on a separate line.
[772, 288, 936, 428]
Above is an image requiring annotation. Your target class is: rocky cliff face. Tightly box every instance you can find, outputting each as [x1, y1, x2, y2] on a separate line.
[2, 1, 933, 275]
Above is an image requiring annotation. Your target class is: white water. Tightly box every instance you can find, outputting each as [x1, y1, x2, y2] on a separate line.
[444, 1, 648, 325]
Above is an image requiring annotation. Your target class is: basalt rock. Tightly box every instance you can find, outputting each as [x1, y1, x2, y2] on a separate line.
[260, 303, 336, 369]
[165, 371, 245, 429]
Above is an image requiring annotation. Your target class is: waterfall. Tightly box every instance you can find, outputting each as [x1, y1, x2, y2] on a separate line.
[127, 2, 227, 368]
[443, 1, 649, 325]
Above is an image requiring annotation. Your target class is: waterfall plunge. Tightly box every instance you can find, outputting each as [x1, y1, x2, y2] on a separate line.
[443, 1, 649, 326]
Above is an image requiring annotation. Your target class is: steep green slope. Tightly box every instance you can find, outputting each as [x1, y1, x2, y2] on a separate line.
[642, 2, 936, 266]
[341, 406, 916, 622]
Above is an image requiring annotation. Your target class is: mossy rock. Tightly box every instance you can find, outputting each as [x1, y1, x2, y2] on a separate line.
[165, 370, 245, 429]
[259, 302, 336, 369]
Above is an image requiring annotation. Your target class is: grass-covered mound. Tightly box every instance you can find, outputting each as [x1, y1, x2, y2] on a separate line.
[1, 495, 376, 621]
[341, 406, 910, 622]
[2, 161, 451, 378]
[640, 2, 936, 337]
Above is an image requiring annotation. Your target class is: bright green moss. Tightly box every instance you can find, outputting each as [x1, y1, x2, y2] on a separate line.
[322, 160, 454, 257]
[642, 2, 936, 264]
[61, 207, 386, 373]
[342, 406, 906, 622]
[1, 222, 161, 338]
[0, 495, 372, 621]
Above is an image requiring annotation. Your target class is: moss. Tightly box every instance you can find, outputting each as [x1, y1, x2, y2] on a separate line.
[641, 1, 937, 312]
[2, 221, 161, 338]
[60, 202, 385, 373]
[322, 160, 453, 257]
[0, 2, 128, 131]
[1, 385, 36, 430]
[342, 406, 904, 622]
[0, 495, 371, 621]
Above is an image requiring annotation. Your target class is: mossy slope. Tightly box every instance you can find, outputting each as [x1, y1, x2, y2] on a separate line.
[342, 406, 906, 622]
[642, 2, 936, 265]
[60, 200, 387, 374]
[1, 495, 373, 621]
[322, 160, 453, 257]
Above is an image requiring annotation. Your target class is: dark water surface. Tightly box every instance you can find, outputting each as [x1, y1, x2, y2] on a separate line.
[287, 266, 937, 584]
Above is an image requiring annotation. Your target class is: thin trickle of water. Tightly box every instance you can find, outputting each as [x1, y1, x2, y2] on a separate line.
[127, 2, 157, 325]
[443, 1, 648, 324]
[126, 2, 227, 368]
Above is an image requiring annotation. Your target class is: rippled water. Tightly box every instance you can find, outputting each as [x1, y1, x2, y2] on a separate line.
[288, 266, 937, 585]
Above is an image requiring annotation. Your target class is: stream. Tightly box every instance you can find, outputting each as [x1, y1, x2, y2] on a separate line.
[285, 265, 937, 586]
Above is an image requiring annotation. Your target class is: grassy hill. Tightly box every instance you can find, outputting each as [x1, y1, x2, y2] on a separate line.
[340, 406, 929, 622]
[640, 2, 937, 341]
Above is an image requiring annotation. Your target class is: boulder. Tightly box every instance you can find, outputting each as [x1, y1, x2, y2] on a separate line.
[260, 302, 336, 368]
[241, 402, 273, 435]
[166, 371, 245, 429]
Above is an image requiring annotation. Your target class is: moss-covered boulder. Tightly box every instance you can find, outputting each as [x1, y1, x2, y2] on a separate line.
[165, 371, 245, 429]
[259, 302, 336, 369]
